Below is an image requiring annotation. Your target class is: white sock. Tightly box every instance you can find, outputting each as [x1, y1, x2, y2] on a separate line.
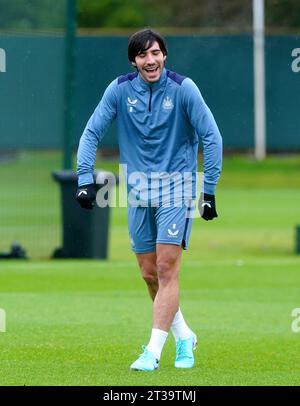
[146, 328, 168, 360]
[171, 308, 192, 341]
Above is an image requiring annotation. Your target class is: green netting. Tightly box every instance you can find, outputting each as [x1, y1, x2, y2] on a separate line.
[0, 0, 69, 258]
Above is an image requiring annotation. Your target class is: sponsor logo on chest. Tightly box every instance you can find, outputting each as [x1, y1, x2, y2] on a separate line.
[127, 97, 138, 113]
[126, 95, 174, 113]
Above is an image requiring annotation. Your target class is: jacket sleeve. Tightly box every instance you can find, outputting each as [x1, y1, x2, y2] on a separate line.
[77, 79, 118, 186]
[181, 78, 222, 194]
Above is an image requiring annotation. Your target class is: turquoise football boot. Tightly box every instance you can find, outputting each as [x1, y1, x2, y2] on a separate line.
[130, 346, 159, 371]
[175, 333, 197, 368]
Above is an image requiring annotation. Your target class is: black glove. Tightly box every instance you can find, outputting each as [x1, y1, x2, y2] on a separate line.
[199, 193, 218, 221]
[76, 183, 96, 210]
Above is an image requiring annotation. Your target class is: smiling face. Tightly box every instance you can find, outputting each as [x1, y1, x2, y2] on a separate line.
[133, 41, 166, 83]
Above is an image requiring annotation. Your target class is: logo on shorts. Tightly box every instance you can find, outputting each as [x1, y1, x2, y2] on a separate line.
[168, 223, 179, 237]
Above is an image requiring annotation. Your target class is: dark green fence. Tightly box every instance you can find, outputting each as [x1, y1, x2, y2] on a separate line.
[0, 36, 65, 149]
[0, 34, 300, 150]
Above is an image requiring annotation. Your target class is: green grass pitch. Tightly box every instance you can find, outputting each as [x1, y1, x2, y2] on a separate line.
[0, 152, 300, 385]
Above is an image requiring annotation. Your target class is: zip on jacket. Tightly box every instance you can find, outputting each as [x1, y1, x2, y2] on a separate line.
[148, 86, 152, 112]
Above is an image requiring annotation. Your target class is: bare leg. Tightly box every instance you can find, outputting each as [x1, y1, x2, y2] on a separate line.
[153, 244, 182, 332]
[136, 251, 158, 301]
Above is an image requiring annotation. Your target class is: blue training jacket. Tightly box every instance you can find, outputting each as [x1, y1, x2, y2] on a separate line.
[77, 68, 222, 200]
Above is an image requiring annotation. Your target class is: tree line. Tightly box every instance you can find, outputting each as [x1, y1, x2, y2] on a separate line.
[0, 0, 299, 31]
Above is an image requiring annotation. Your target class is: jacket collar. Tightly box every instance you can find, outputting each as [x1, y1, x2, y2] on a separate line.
[135, 68, 167, 91]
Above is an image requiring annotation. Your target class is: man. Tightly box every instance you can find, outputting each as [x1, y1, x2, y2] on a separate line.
[76, 29, 222, 371]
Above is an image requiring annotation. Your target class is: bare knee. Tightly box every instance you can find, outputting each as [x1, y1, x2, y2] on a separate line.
[141, 265, 158, 286]
[136, 253, 158, 286]
[156, 257, 178, 285]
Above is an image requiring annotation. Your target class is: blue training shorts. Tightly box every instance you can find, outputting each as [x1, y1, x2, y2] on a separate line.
[127, 200, 194, 254]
